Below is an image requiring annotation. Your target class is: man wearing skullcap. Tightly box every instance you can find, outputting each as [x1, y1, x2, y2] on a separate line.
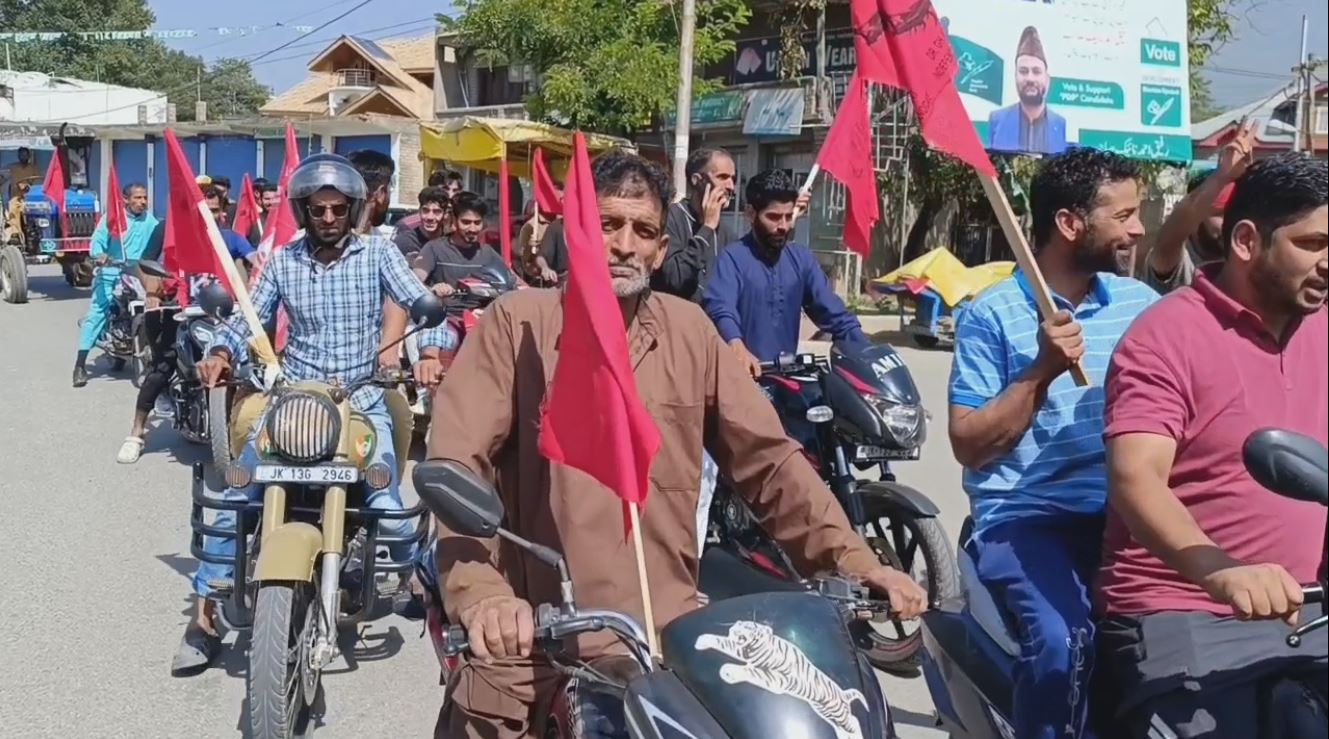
[988, 26, 1067, 154]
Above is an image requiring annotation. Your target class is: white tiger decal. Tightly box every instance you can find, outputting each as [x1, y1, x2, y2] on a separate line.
[695, 621, 868, 739]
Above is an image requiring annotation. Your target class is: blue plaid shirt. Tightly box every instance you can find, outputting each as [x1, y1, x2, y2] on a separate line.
[211, 233, 458, 409]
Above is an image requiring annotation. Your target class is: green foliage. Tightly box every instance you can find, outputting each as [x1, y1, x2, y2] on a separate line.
[1187, 0, 1237, 121]
[439, 0, 751, 135]
[776, 0, 824, 80]
[1, 0, 269, 121]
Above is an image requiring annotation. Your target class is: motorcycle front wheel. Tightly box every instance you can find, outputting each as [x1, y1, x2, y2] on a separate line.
[247, 582, 318, 739]
[857, 505, 958, 673]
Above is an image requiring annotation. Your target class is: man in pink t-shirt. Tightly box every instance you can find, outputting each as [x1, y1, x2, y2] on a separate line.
[1098, 152, 1327, 737]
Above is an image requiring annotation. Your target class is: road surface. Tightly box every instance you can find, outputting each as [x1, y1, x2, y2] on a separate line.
[0, 265, 968, 738]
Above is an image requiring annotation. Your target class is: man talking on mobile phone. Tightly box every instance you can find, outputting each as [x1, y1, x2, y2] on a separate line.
[653, 147, 739, 302]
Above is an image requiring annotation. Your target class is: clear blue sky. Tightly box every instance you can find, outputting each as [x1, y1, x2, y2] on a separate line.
[147, 0, 1326, 111]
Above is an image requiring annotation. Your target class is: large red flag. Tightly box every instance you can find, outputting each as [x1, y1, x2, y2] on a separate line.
[105, 163, 129, 246]
[537, 133, 661, 535]
[532, 147, 563, 216]
[851, 0, 995, 177]
[252, 122, 301, 351]
[162, 129, 233, 296]
[231, 173, 261, 241]
[816, 76, 879, 260]
[41, 153, 67, 218]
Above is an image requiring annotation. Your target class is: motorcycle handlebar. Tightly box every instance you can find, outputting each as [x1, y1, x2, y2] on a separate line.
[758, 353, 824, 375]
[442, 608, 655, 671]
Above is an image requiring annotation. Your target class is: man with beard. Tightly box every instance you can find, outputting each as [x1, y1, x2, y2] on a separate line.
[653, 146, 738, 301]
[988, 26, 1067, 155]
[421, 149, 926, 738]
[412, 191, 510, 295]
[703, 169, 867, 376]
[1098, 153, 1327, 738]
[175, 154, 456, 674]
[1141, 122, 1256, 294]
[947, 148, 1157, 739]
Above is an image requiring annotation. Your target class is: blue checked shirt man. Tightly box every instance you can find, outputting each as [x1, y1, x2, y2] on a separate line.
[194, 231, 457, 595]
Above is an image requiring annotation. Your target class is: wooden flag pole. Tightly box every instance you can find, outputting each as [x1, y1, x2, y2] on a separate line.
[977, 175, 1090, 387]
[793, 164, 821, 221]
[628, 503, 661, 659]
[197, 200, 279, 367]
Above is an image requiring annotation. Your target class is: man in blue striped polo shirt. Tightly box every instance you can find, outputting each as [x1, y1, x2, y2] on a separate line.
[948, 148, 1159, 739]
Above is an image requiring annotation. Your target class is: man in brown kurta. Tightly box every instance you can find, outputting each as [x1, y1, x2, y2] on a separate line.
[424, 150, 925, 738]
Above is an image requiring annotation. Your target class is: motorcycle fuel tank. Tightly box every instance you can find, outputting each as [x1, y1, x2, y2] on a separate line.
[661, 591, 892, 739]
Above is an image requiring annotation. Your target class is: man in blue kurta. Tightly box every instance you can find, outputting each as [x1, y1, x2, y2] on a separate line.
[73, 182, 158, 388]
[702, 169, 867, 375]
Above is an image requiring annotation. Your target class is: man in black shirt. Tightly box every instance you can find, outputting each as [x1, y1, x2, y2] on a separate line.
[413, 191, 508, 294]
[394, 186, 450, 262]
[653, 146, 738, 302]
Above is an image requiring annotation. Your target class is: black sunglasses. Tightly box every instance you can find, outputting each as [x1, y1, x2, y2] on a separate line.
[307, 203, 350, 219]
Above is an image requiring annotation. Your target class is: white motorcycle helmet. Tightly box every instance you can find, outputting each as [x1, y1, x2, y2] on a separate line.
[287, 153, 369, 230]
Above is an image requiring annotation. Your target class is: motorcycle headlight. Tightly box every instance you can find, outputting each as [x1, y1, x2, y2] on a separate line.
[264, 391, 341, 463]
[36, 218, 50, 228]
[864, 396, 927, 449]
[188, 322, 216, 347]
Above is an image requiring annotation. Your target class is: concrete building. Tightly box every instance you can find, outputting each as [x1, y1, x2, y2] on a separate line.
[0, 70, 167, 126]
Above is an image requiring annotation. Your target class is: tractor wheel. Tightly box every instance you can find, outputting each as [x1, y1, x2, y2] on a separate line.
[0, 245, 29, 304]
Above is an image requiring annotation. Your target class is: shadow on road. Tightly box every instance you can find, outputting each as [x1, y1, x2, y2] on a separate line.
[19, 272, 89, 303]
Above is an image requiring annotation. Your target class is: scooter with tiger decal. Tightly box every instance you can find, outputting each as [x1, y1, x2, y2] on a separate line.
[413, 460, 902, 739]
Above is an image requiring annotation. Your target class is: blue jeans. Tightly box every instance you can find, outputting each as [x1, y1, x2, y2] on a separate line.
[970, 513, 1105, 739]
[191, 394, 415, 597]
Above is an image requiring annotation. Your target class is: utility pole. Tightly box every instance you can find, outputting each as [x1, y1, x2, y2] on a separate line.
[672, 0, 698, 198]
[1292, 16, 1309, 153]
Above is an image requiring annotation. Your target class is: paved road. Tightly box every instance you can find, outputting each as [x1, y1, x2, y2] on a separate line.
[0, 264, 968, 738]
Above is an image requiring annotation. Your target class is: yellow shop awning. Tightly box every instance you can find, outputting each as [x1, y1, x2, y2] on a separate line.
[419, 117, 632, 179]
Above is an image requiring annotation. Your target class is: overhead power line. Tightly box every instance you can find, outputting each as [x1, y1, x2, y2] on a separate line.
[56, 0, 388, 122]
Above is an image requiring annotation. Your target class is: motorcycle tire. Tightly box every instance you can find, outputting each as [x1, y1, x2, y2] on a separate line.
[246, 583, 317, 739]
[108, 356, 127, 372]
[209, 387, 232, 471]
[0, 245, 28, 304]
[131, 320, 149, 389]
[857, 510, 958, 673]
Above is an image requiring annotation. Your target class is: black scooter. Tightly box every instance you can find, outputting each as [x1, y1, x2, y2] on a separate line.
[414, 459, 902, 739]
[708, 344, 956, 670]
[919, 427, 1328, 738]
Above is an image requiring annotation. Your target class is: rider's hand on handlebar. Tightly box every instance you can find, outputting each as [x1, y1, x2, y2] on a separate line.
[196, 354, 231, 389]
[413, 357, 445, 389]
[460, 595, 535, 662]
[861, 566, 928, 620]
[94, 254, 111, 267]
[1200, 561, 1304, 626]
[432, 282, 456, 298]
[728, 339, 762, 379]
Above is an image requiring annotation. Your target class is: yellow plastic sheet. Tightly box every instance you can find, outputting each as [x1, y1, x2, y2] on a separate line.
[872, 249, 1015, 308]
[418, 117, 631, 179]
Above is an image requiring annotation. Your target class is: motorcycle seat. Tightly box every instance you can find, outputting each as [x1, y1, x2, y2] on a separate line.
[958, 539, 1021, 658]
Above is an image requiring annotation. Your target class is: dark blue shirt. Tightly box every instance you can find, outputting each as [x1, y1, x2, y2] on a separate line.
[702, 234, 867, 362]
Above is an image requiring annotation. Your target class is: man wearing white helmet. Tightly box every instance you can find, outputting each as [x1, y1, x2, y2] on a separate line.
[172, 153, 457, 675]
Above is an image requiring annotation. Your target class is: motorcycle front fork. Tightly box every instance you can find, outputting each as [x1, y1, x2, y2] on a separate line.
[313, 485, 347, 668]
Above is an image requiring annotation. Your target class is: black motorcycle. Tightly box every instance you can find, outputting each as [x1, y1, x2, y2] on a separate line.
[414, 459, 901, 739]
[707, 343, 957, 671]
[92, 261, 146, 375]
[919, 427, 1328, 738]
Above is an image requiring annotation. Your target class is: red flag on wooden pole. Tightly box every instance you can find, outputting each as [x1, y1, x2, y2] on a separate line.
[532, 147, 563, 216]
[162, 130, 233, 296]
[105, 162, 129, 247]
[231, 173, 261, 240]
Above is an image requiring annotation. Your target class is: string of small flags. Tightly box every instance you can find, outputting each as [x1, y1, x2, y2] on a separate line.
[0, 25, 317, 44]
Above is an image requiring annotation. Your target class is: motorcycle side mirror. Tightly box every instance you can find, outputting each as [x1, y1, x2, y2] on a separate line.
[197, 282, 235, 320]
[412, 460, 505, 538]
[413, 459, 572, 579]
[137, 258, 170, 278]
[1242, 428, 1329, 506]
[409, 293, 448, 329]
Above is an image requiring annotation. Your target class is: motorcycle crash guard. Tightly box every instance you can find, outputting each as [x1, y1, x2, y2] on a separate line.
[856, 480, 942, 518]
[253, 522, 323, 583]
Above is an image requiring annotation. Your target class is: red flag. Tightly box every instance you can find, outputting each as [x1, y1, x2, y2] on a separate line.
[41, 153, 67, 217]
[162, 129, 233, 296]
[816, 76, 880, 260]
[532, 147, 563, 216]
[252, 122, 301, 351]
[851, 0, 995, 176]
[537, 133, 662, 535]
[232, 173, 261, 240]
[105, 163, 129, 244]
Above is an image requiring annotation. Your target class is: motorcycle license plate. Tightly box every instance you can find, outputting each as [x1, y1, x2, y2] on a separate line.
[253, 464, 360, 484]
[854, 445, 917, 461]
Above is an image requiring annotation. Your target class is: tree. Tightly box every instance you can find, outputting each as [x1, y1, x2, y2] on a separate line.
[439, 0, 750, 135]
[1187, 0, 1238, 120]
[1, 0, 269, 120]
